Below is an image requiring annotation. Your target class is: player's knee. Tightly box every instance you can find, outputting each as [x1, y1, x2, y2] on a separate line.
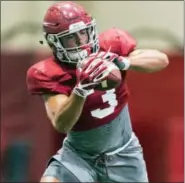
[40, 176, 61, 182]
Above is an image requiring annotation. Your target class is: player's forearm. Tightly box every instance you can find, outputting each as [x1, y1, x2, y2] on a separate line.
[127, 49, 169, 72]
[54, 93, 86, 133]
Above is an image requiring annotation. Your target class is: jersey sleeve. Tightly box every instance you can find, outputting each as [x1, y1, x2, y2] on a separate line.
[26, 67, 72, 96]
[99, 27, 137, 56]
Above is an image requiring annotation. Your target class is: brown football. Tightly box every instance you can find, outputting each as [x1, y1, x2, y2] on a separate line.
[95, 62, 122, 91]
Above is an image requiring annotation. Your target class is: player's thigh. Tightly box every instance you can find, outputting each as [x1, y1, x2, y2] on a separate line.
[41, 145, 97, 182]
[107, 134, 148, 182]
[41, 159, 81, 182]
[113, 148, 148, 182]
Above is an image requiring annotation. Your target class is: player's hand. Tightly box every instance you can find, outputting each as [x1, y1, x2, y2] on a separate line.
[90, 51, 131, 71]
[73, 56, 111, 98]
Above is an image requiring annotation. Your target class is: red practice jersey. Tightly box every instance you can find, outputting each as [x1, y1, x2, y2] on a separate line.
[26, 28, 136, 131]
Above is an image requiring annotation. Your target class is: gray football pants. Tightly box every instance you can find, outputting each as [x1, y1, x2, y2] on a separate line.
[42, 106, 148, 182]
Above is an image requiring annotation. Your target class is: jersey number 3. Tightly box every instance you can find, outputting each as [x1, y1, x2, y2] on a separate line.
[91, 89, 118, 119]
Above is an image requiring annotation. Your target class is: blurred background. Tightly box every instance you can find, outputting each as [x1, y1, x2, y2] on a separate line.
[1, 1, 184, 182]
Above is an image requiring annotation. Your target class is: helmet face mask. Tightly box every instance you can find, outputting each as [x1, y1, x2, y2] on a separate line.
[43, 2, 99, 64]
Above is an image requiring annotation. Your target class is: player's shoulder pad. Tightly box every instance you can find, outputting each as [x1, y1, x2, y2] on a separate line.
[26, 57, 72, 94]
[99, 27, 137, 56]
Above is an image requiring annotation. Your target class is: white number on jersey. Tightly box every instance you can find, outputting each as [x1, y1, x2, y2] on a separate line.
[91, 89, 118, 119]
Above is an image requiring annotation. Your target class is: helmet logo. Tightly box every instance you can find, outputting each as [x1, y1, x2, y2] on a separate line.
[69, 21, 86, 33]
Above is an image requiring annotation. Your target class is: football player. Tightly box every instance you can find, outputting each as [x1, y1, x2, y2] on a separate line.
[26, 1, 169, 182]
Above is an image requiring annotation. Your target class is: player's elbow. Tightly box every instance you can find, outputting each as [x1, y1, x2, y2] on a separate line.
[150, 52, 169, 72]
[53, 118, 72, 133]
[160, 52, 169, 69]
[46, 109, 73, 133]
[55, 126, 71, 134]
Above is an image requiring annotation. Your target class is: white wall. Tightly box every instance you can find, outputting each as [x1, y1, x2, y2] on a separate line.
[83, 1, 183, 49]
[1, 1, 183, 50]
[1, 1, 54, 51]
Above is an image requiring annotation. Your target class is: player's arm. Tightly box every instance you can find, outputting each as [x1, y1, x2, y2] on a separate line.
[42, 57, 110, 133]
[111, 49, 169, 73]
[43, 93, 86, 133]
[126, 49, 169, 73]
[99, 28, 169, 73]
[27, 65, 87, 133]
[96, 49, 169, 73]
